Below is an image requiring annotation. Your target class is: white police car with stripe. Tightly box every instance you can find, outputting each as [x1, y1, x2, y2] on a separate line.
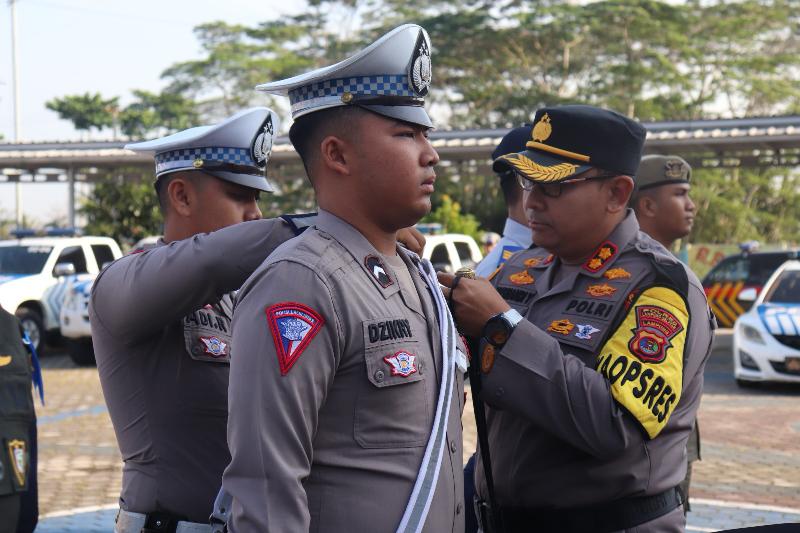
[733, 260, 800, 385]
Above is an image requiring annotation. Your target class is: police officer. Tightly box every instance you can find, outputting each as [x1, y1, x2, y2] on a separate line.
[90, 107, 306, 533]
[0, 304, 38, 533]
[222, 24, 466, 533]
[440, 105, 715, 532]
[632, 154, 700, 513]
[475, 125, 535, 278]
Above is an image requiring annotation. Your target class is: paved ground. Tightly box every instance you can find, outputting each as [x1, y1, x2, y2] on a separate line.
[34, 331, 800, 532]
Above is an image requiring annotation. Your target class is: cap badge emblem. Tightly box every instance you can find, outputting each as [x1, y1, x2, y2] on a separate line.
[341, 91, 354, 104]
[409, 30, 432, 96]
[251, 114, 275, 167]
[193, 158, 204, 168]
[664, 160, 686, 179]
[532, 113, 552, 142]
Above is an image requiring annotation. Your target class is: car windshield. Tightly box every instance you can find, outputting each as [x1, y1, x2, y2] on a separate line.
[0, 245, 53, 275]
[763, 271, 800, 304]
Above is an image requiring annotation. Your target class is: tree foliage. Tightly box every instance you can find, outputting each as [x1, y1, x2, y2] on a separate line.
[45, 93, 119, 134]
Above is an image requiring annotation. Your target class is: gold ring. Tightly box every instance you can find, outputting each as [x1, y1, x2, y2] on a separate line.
[455, 267, 477, 279]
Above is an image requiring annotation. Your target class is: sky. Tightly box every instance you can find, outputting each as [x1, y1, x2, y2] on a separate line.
[0, 0, 305, 222]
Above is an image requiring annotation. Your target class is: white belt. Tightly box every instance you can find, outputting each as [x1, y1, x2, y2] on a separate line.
[115, 509, 212, 533]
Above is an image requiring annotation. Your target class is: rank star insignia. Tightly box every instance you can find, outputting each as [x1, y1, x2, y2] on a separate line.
[364, 255, 393, 288]
[509, 270, 534, 285]
[266, 302, 324, 375]
[605, 268, 632, 280]
[199, 336, 228, 358]
[575, 323, 601, 340]
[584, 241, 618, 273]
[7, 439, 26, 487]
[628, 305, 684, 363]
[586, 283, 617, 297]
[547, 319, 575, 335]
[384, 351, 418, 377]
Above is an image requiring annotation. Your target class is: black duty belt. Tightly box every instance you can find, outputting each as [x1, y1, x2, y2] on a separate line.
[495, 486, 683, 533]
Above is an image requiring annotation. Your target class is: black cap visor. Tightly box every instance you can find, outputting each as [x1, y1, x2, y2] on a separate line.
[493, 149, 592, 184]
[360, 104, 433, 128]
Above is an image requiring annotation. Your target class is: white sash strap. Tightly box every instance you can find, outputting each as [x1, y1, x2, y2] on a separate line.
[396, 257, 458, 533]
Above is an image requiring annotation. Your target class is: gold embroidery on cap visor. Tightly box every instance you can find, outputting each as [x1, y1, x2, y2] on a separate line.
[500, 154, 578, 183]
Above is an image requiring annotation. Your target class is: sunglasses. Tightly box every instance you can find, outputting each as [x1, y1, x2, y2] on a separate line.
[511, 170, 618, 198]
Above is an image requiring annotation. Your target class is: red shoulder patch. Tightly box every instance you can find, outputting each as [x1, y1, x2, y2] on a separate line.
[265, 302, 324, 375]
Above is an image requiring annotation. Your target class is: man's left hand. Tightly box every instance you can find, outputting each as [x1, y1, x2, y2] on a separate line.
[397, 227, 426, 255]
[438, 271, 510, 337]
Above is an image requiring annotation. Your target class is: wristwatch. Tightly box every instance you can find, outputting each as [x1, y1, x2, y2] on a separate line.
[482, 308, 524, 348]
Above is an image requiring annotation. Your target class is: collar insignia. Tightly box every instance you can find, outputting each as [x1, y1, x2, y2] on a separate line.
[605, 267, 632, 280]
[509, 269, 535, 285]
[586, 283, 617, 297]
[266, 302, 324, 375]
[532, 113, 552, 143]
[384, 351, 417, 377]
[575, 323, 601, 340]
[7, 439, 26, 487]
[547, 319, 575, 335]
[251, 114, 275, 166]
[199, 336, 228, 358]
[629, 305, 684, 363]
[364, 255, 393, 288]
[409, 29, 432, 96]
[584, 241, 618, 273]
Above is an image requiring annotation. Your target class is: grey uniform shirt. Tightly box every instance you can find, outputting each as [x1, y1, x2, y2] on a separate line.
[89, 218, 296, 523]
[224, 210, 464, 533]
[475, 211, 714, 517]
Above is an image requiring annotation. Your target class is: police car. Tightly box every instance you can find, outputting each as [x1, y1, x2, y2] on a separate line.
[733, 260, 800, 386]
[0, 230, 122, 359]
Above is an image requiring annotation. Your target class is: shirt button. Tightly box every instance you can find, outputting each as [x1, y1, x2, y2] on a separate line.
[495, 387, 505, 398]
[456, 503, 463, 515]
[374, 370, 385, 382]
[450, 440, 457, 454]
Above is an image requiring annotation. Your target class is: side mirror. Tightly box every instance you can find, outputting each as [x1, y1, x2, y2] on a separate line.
[737, 287, 758, 303]
[53, 262, 76, 277]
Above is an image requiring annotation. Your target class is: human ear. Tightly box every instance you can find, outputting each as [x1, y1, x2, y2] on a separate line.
[606, 176, 634, 214]
[166, 177, 192, 217]
[319, 135, 352, 177]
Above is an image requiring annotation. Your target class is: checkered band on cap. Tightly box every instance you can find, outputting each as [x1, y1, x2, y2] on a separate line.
[289, 74, 416, 116]
[154, 147, 258, 176]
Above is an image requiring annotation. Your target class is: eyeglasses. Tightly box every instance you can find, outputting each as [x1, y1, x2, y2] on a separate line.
[514, 171, 618, 198]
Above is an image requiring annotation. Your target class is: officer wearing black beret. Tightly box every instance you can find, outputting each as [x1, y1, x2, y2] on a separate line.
[440, 105, 715, 532]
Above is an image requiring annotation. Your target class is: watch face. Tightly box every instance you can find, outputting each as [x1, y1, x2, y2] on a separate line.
[489, 328, 509, 346]
[484, 316, 511, 347]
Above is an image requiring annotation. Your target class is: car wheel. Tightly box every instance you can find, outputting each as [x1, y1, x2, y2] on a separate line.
[735, 378, 761, 389]
[15, 307, 45, 353]
[66, 338, 96, 367]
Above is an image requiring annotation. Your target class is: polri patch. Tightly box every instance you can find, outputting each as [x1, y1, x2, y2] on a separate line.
[199, 336, 228, 358]
[364, 255, 393, 288]
[266, 302, 324, 375]
[384, 351, 418, 377]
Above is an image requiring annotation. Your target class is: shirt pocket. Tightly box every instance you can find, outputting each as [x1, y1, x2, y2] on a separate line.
[183, 307, 232, 364]
[355, 339, 430, 449]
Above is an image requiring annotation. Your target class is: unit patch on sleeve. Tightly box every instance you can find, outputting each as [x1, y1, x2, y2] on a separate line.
[266, 302, 325, 375]
[595, 286, 689, 439]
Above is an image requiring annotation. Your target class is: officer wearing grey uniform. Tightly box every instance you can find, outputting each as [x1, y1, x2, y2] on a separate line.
[90, 108, 301, 531]
[441, 106, 715, 532]
[223, 24, 466, 533]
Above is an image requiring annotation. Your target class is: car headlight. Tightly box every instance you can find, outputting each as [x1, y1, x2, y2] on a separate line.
[739, 323, 766, 345]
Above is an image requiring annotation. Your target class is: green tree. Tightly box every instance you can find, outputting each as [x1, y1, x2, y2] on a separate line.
[421, 194, 481, 240]
[81, 174, 162, 248]
[119, 90, 200, 139]
[45, 93, 120, 136]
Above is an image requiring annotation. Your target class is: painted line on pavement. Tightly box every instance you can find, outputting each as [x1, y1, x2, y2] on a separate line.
[693, 497, 800, 515]
[687, 527, 718, 533]
[38, 404, 108, 425]
[42, 503, 118, 518]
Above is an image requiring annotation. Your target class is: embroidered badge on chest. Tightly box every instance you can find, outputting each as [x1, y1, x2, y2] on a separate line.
[364, 255, 393, 288]
[547, 319, 575, 335]
[628, 305, 684, 363]
[266, 302, 324, 375]
[605, 267, 631, 280]
[524, 257, 543, 268]
[509, 269, 534, 285]
[384, 351, 417, 377]
[575, 323, 601, 340]
[6, 439, 26, 486]
[586, 283, 617, 297]
[199, 336, 228, 358]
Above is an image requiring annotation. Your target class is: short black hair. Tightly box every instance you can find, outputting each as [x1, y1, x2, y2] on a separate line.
[290, 106, 369, 181]
[154, 171, 210, 215]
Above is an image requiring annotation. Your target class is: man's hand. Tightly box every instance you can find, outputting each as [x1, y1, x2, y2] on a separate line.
[438, 272, 511, 337]
[397, 227, 426, 255]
